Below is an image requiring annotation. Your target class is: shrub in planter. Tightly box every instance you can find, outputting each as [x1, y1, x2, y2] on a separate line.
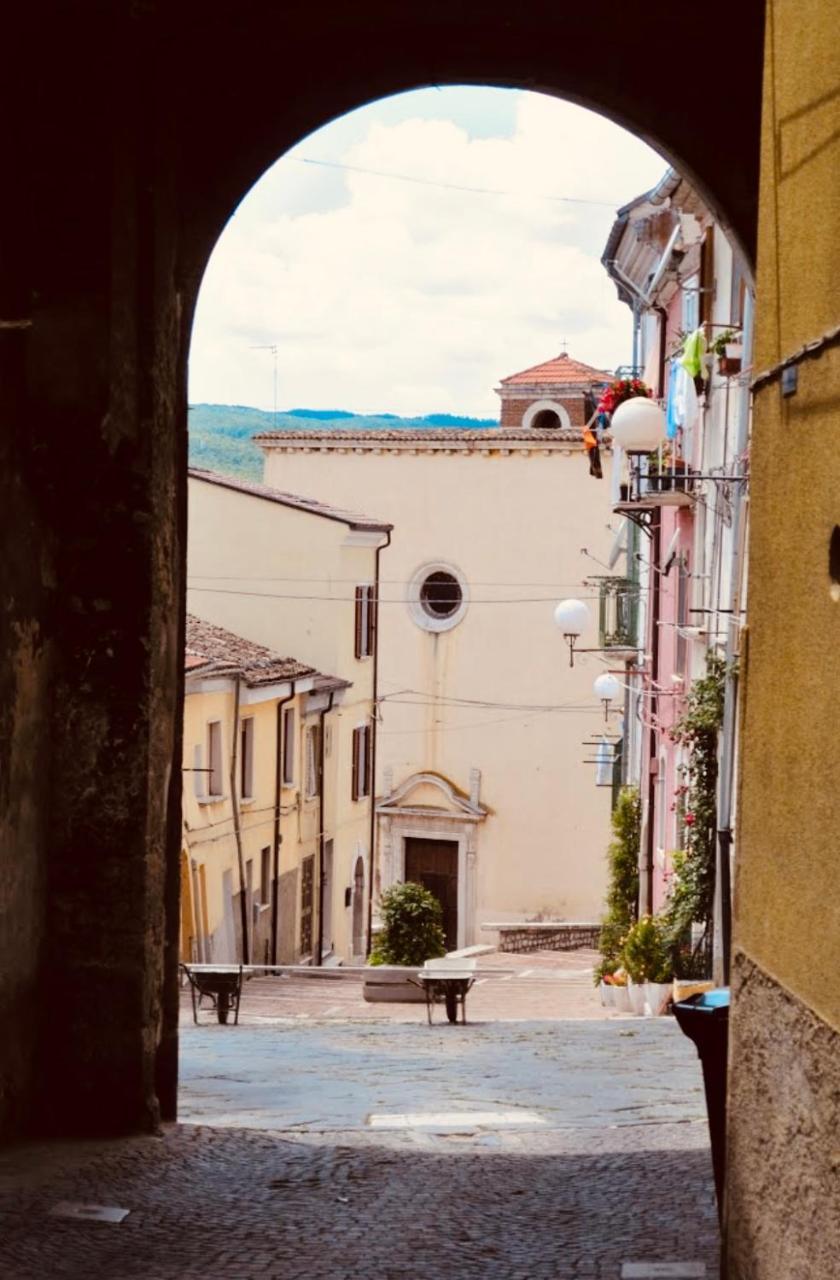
[594, 786, 641, 987]
[622, 915, 672, 985]
[368, 881, 447, 967]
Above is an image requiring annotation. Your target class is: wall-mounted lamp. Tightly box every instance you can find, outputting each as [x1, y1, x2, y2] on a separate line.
[554, 598, 591, 666]
[593, 672, 622, 722]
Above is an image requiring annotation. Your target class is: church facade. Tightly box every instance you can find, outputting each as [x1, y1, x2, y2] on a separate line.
[255, 353, 618, 947]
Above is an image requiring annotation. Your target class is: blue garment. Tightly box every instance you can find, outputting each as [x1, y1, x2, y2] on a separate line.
[666, 360, 680, 439]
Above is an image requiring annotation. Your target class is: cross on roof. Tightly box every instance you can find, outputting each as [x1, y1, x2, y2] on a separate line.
[559, 339, 568, 355]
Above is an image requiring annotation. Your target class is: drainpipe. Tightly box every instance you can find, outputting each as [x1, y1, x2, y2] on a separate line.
[713, 294, 754, 986]
[229, 674, 250, 965]
[315, 691, 335, 967]
[271, 681, 296, 969]
[366, 530, 392, 957]
[642, 511, 662, 916]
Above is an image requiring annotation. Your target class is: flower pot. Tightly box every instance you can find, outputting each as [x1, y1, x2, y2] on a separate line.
[718, 355, 742, 376]
[628, 979, 647, 1015]
[643, 981, 673, 1016]
[611, 984, 631, 1013]
[599, 981, 612, 1008]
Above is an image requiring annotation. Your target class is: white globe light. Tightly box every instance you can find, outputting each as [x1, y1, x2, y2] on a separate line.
[553, 598, 590, 637]
[608, 397, 667, 452]
[593, 673, 621, 703]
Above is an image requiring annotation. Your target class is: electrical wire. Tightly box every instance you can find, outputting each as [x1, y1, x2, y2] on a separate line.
[188, 584, 606, 605]
[288, 154, 620, 207]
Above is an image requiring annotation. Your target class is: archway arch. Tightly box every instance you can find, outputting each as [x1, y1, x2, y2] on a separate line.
[522, 399, 573, 431]
[2, 0, 766, 1143]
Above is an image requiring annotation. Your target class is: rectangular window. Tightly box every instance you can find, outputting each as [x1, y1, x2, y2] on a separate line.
[352, 724, 371, 800]
[207, 721, 223, 797]
[354, 584, 376, 658]
[305, 724, 321, 798]
[260, 845, 271, 908]
[282, 706, 296, 786]
[240, 717, 254, 798]
[675, 556, 689, 678]
[193, 743, 204, 799]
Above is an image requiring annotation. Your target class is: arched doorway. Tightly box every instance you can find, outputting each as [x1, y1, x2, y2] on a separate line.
[1, 0, 765, 1145]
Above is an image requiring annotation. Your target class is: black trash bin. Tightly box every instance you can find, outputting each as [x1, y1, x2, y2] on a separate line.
[673, 987, 730, 1215]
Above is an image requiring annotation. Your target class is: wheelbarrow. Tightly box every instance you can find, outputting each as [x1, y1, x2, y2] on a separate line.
[180, 963, 244, 1025]
[412, 958, 477, 1024]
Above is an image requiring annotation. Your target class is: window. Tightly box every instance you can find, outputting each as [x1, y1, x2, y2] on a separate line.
[408, 561, 469, 633]
[260, 845, 271, 908]
[207, 721, 223, 797]
[420, 571, 462, 619]
[305, 724, 321, 798]
[282, 706, 296, 786]
[355, 584, 376, 658]
[192, 743, 204, 798]
[240, 717, 254, 798]
[352, 723, 371, 800]
[675, 557, 689, 678]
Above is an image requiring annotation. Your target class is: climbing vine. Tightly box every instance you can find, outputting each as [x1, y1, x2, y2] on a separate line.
[663, 652, 727, 977]
[595, 786, 641, 983]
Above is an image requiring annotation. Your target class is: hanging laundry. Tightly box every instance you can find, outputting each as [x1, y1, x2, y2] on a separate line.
[679, 327, 707, 380]
[583, 424, 603, 479]
[666, 360, 681, 440]
[595, 736, 614, 787]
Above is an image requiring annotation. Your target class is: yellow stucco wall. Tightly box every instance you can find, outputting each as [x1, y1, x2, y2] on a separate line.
[735, 0, 840, 1030]
[187, 476, 381, 963]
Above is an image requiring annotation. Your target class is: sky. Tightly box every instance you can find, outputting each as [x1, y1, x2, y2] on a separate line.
[188, 88, 667, 420]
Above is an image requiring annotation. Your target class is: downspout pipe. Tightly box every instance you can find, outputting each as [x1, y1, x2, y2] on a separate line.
[643, 511, 662, 916]
[271, 681, 296, 969]
[713, 294, 754, 986]
[366, 530, 392, 957]
[229, 674, 250, 965]
[315, 691, 335, 967]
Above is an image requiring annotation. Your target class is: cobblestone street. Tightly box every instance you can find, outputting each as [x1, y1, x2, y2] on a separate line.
[0, 956, 719, 1279]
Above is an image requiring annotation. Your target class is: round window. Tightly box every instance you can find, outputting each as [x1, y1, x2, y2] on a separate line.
[408, 562, 469, 633]
[419, 570, 462, 619]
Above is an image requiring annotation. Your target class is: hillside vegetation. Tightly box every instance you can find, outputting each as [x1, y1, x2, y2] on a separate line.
[188, 403, 497, 481]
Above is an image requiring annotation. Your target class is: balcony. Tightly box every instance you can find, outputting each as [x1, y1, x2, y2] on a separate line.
[613, 454, 696, 524]
[587, 576, 640, 655]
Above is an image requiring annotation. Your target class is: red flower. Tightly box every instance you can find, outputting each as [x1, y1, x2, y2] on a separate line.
[684, 812, 696, 826]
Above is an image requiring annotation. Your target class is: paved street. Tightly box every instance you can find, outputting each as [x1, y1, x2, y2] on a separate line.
[0, 955, 719, 1279]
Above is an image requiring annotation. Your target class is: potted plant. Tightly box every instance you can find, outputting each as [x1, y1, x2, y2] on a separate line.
[363, 881, 446, 1003]
[593, 787, 641, 1012]
[711, 328, 743, 377]
[646, 444, 689, 493]
[622, 915, 673, 1015]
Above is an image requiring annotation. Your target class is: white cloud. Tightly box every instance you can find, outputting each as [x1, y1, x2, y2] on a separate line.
[189, 90, 666, 418]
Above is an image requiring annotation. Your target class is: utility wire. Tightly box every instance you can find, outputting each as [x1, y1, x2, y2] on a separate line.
[289, 155, 619, 207]
[188, 585, 606, 605]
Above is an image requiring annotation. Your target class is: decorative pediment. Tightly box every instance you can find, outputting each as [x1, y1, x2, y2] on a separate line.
[377, 771, 487, 822]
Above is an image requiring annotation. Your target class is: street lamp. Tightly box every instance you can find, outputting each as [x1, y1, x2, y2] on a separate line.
[593, 672, 622, 722]
[608, 397, 667, 453]
[554, 598, 591, 666]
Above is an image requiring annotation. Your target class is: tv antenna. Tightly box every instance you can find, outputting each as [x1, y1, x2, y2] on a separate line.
[251, 343, 278, 428]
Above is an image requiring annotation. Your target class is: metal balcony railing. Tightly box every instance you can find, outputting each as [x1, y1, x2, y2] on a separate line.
[595, 577, 640, 651]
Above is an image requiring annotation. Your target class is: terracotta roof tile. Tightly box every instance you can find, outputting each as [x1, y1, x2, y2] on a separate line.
[254, 427, 584, 446]
[498, 352, 613, 388]
[189, 468, 392, 532]
[185, 614, 320, 687]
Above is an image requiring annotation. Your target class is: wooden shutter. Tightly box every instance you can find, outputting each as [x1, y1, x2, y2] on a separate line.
[351, 726, 360, 800]
[366, 585, 376, 657]
[362, 723, 371, 797]
[354, 586, 364, 658]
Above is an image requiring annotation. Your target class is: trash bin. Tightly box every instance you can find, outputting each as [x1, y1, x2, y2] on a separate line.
[673, 987, 730, 1215]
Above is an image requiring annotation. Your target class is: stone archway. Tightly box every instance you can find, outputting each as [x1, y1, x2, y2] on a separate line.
[0, 0, 765, 1141]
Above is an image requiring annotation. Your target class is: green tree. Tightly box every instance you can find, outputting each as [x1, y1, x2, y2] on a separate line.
[595, 786, 641, 983]
[369, 882, 447, 966]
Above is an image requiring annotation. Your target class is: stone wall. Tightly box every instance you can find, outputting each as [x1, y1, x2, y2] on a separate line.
[496, 925, 601, 953]
[725, 953, 840, 1279]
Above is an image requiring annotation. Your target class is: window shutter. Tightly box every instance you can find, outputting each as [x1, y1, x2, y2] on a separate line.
[351, 727, 360, 800]
[366, 585, 376, 657]
[363, 723, 371, 797]
[354, 586, 364, 658]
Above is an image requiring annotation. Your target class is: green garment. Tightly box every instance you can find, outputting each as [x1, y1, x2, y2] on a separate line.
[679, 327, 707, 379]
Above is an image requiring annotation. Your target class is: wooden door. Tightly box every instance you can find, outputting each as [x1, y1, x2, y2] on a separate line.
[404, 838, 459, 951]
[300, 855, 314, 958]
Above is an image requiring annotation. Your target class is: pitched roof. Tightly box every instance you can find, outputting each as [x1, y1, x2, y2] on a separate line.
[498, 352, 612, 388]
[254, 427, 583, 447]
[185, 614, 318, 687]
[189, 467, 392, 532]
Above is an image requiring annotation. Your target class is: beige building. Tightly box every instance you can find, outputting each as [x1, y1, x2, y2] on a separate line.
[255, 354, 620, 948]
[186, 472, 392, 964]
